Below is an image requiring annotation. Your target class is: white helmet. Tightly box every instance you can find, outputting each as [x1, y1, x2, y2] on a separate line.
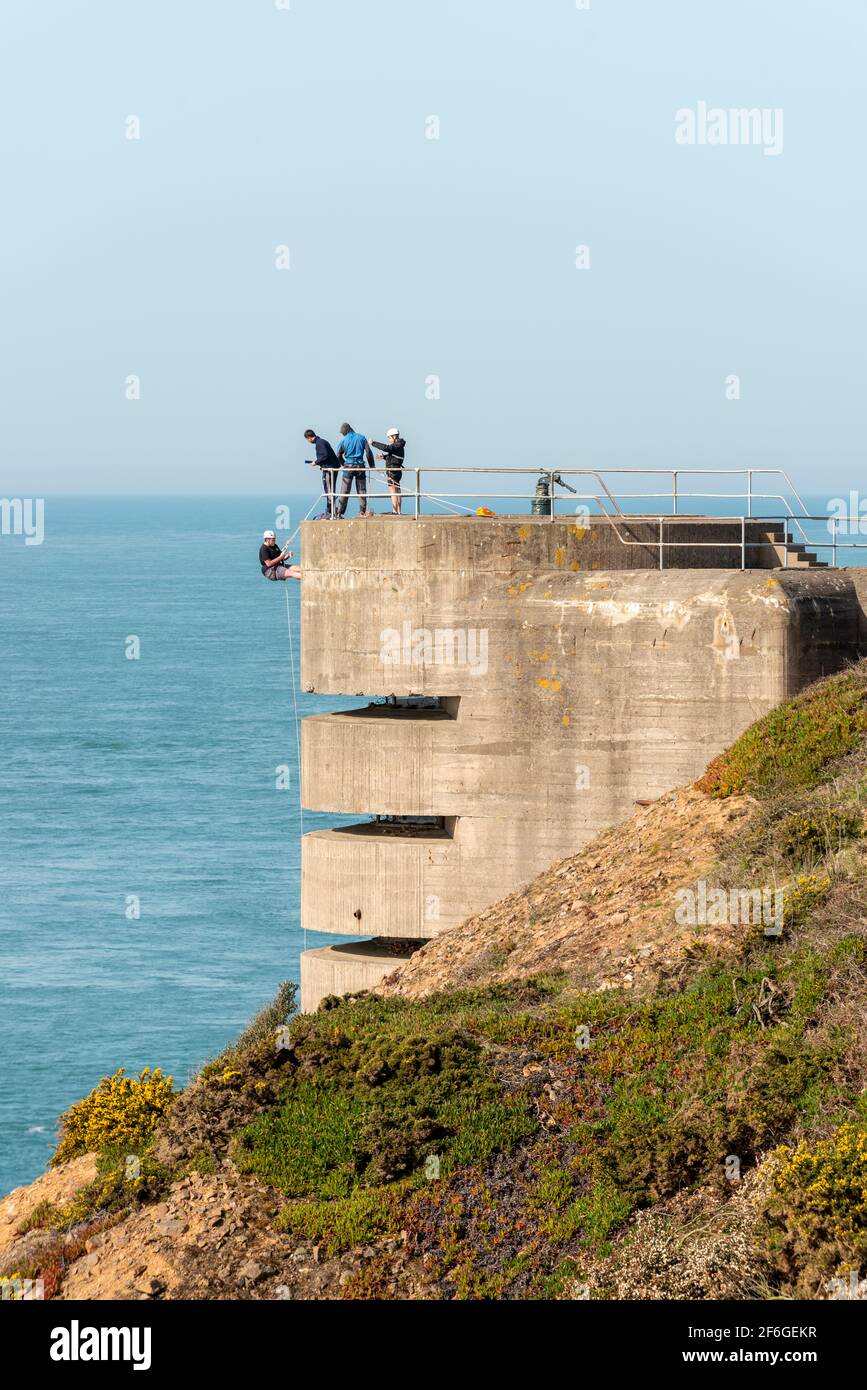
[387, 428, 400, 438]
[263, 530, 276, 541]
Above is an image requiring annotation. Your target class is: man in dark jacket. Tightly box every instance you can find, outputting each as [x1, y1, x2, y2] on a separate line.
[304, 430, 340, 518]
[371, 429, 407, 515]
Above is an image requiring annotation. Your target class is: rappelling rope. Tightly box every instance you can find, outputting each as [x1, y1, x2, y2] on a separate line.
[285, 492, 325, 548]
[426, 493, 474, 515]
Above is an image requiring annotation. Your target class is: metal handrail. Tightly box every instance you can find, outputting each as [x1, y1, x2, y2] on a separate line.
[302, 465, 865, 568]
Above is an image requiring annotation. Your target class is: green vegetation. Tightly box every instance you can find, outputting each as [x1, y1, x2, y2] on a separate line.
[697, 666, 867, 798]
[34, 664, 867, 1299]
[214, 903, 864, 1296]
[204, 980, 297, 1075]
[233, 1004, 538, 1252]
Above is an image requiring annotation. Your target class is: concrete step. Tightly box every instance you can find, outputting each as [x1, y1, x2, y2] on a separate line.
[785, 540, 828, 568]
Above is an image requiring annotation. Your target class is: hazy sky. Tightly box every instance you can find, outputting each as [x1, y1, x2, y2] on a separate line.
[1, 0, 865, 496]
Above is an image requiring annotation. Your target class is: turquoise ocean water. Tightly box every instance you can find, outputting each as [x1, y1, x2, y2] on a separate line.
[0, 495, 358, 1193]
[0, 489, 861, 1193]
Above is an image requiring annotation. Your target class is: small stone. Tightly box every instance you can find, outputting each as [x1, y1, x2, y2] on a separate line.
[238, 1261, 263, 1284]
[134, 1275, 165, 1296]
[157, 1218, 188, 1237]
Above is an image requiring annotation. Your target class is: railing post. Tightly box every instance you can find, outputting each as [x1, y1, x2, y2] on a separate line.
[659, 517, 664, 570]
[414, 469, 421, 521]
[832, 515, 837, 568]
[741, 516, 746, 570]
[747, 471, 753, 517]
[549, 470, 556, 521]
[673, 472, 678, 516]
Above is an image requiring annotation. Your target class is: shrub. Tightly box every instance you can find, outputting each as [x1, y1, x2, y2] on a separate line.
[783, 873, 832, 927]
[206, 981, 298, 1073]
[53, 1152, 172, 1227]
[234, 1026, 536, 1198]
[771, 1123, 867, 1244]
[779, 807, 862, 861]
[229, 980, 297, 1050]
[763, 1121, 867, 1292]
[52, 1067, 175, 1166]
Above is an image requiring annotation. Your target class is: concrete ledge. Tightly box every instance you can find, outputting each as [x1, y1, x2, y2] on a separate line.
[300, 940, 417, 1013]
[300, 813, 630, 939]
[302, 707, 455, 815]
[302, 824, 455, 937]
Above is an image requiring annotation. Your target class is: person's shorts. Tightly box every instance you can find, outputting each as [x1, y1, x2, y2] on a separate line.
[386, 468, 403, 488]
[265, 566, 293, 581]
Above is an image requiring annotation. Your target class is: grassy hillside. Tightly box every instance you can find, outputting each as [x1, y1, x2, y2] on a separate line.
[3, 663, 866, 1301]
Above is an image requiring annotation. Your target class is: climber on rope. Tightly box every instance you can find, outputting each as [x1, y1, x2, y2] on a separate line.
[259, 530, 301, 582]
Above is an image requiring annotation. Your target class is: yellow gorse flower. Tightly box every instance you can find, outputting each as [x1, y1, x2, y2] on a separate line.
[772, 1122, 867, 1240]
[52, 1066, 175, 1165]
[782, 873, 832, 926]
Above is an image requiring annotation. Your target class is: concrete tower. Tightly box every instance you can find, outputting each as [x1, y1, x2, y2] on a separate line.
[297, 515, 867, 1010]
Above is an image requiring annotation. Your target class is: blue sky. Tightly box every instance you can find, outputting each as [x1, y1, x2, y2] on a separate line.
[1, 0, 865, 496]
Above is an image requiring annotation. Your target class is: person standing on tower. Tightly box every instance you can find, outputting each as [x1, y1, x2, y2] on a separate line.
[335, 423, 375, 517]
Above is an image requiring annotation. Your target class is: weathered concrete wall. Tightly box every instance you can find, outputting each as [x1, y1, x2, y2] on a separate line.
[854, 570, 867, 650]
[298, 518, 867, 1005]
[300, 941, 406, 1013]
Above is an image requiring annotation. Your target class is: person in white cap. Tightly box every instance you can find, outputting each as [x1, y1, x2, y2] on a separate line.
[259, 530, 301, 582]
[370, 428, 407, 515]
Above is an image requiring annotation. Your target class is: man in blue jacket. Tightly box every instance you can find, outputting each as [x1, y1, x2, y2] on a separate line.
[336, 423, 375, 517]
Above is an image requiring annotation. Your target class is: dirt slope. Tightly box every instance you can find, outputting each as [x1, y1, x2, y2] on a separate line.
[379, 786, 754, 999]
[0, 1155, 97, 1257]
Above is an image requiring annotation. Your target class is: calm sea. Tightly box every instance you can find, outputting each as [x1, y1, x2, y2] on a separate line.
[0, 490, 860, 1193]
[0, 495, 359, 1193]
